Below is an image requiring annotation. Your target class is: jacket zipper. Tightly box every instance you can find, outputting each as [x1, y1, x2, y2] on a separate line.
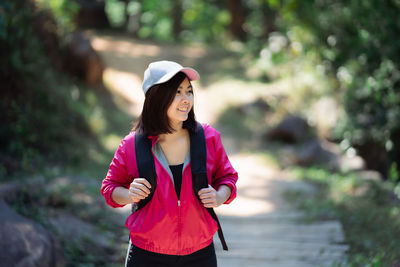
[178, 199, 181, 254]
[177, 164, 186, 255]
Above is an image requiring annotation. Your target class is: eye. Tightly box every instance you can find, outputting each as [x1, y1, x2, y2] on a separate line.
[176, 89, 181, 94]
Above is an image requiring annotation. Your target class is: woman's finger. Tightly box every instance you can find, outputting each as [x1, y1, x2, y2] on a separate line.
[135, 178, 152, 189]
[132, 182, 151, 194]
[201, 198, 216, 204]
[198, 185, 215, 196]
[130, 186, 149, 197]
[198, 189, 212, 196]
[199, 191, 216, 199]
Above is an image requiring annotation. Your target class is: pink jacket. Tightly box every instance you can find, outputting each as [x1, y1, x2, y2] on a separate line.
[101, 124, 238, 255]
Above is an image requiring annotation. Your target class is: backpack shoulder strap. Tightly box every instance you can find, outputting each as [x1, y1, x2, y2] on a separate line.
[190, 122, 208, 190]
[133, 132, 157, 211]
[190, 122, 229, 251]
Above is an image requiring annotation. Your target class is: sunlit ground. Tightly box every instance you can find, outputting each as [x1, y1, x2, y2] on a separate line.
[216, 154, 283, 217]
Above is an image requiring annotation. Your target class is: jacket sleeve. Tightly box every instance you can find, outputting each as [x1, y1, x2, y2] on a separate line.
[100, 136, 134, 208]
[211, 130, 238, 204]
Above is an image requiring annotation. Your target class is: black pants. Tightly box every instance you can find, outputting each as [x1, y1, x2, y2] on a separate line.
[125, 242, 217, 267]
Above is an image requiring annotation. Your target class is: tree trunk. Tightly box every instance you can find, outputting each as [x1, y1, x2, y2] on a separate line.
[261, 1, 277, 38]
[121, 0, 142, 36]
[171, 0, 183, 40]
[74, 0, 110, 29]
[122, 0, 129, 30]
[227, 0, 247, 41]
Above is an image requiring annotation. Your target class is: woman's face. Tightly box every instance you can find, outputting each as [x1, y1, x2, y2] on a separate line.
[167, 77, 194, 129]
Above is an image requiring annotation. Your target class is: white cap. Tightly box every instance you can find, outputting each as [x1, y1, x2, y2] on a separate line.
[142, 60, 200, 94]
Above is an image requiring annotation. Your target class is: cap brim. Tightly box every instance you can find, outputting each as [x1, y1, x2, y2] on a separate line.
[154, 67, 200, 87]
[181, 68, 200, 81]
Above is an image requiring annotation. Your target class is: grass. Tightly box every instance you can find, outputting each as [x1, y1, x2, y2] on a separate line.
[285, 166, 400, 266]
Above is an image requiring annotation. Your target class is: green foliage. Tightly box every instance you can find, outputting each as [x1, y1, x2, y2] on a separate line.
[389, 162, 399, 183]
[277, 0, 400, 177]
[1, 1, 135, 181]
[0, 0, 95, 177]
[182, 0, 230, 43]
[289, 167, 400, 265]
[104, 0, 231, 43]
[105, 0, 128, 28]
[105, 0, 174, 41]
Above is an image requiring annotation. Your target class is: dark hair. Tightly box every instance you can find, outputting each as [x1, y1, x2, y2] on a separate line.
[133, 72, 197, 135]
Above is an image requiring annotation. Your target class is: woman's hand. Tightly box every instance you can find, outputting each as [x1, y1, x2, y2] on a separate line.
[128, 178, 152, 203]
[198, 184, 231, 208]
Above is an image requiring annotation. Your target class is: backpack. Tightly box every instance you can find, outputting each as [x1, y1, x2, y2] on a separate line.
[133, 122, 228, 251]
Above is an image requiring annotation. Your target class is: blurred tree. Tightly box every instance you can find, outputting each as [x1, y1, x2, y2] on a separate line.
[121, 0, 142, 36]
[227, 0, 247, 41]
[74, 0, 110, 28]
[171, 0, 183, 40]
[120, 0, 130, 29]
[260, 0, 277, 38]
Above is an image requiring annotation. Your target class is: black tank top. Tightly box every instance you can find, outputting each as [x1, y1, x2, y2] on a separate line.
[169, 163, 183, 199]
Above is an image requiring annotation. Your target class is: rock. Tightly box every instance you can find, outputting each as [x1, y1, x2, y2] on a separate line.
[64, 32, 104, 86]
[238, 97, 271, 116]
[293, 139, 368, 172]
[0, 177, 45, 204]
[48, 214, 116, 259]
[294, 139, 340, 169]
[266, 115, 312, 144]
[0, 200, 66, 267]
[0, 181, 22, 203]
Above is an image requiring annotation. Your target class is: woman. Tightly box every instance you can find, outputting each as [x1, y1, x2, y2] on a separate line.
[101, 60, 238, 267]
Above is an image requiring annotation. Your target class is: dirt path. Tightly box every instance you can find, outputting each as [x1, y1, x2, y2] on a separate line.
[88, 30, 348, 266]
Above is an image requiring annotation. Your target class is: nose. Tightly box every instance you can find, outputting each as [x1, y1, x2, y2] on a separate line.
[181, 93, 190, 103]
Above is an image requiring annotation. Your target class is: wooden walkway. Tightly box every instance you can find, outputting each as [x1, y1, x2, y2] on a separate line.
[214, 155, 348, 267]
[215, 213, 347, 266]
